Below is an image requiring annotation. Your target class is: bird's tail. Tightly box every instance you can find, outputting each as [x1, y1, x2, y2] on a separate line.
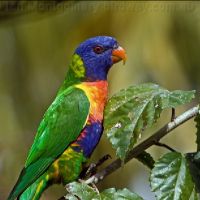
[18, 172, 50, 200]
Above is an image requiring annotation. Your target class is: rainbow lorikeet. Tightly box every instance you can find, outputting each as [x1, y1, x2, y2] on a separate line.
[7, 36, 126, 200]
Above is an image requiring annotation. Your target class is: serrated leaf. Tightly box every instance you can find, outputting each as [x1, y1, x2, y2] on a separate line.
[189, 188, 199, 200]
[195, 108, 200, 151]
[136, 151, 155, 169]
[186, 152, 200, 193]
[101, 188, 143, 200]
[104, 83, 195, 159]
[65, 182, 143, 200]
[150, 152, 197, 200]
[65, 181, 99, 200]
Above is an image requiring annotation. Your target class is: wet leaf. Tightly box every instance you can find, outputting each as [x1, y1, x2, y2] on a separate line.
[104, 83, 195, 159]
[186, 152, 200, 193]
[65, 182, 143, 200]
[150, 152, 198, 200]
[101, 188, 143, 200]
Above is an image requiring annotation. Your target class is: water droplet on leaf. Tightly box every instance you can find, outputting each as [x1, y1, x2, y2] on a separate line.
[114, 122, 122, 128]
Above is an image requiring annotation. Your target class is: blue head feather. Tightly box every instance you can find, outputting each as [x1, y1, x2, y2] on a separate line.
[75, 36, 118, 81]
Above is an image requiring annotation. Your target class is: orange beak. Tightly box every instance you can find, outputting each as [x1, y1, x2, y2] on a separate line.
[112, 46, 127, 65]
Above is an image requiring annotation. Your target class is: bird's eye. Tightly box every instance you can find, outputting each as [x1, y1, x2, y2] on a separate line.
[93, 45, 104, 54]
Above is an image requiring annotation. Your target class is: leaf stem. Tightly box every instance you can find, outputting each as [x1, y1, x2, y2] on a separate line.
[154, 141, 176, 152]
[171, 108, 176, 122]
[85, 105, 199, 184]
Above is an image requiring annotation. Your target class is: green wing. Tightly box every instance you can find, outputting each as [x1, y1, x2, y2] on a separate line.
[8, 87, 90, 200]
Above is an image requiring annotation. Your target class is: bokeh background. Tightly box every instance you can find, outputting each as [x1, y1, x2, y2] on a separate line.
[1, 1, 200, 199]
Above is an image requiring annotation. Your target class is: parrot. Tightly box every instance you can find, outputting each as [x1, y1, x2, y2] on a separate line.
[7, 36, 126, 200]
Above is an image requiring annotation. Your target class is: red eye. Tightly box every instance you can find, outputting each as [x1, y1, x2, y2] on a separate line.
[93, 45, 104, 54]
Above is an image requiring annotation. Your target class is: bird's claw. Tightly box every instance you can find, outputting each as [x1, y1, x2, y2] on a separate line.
[80, 154, 112, 179]
[85, 163, 97, 176]
[96, 154, 112, 167]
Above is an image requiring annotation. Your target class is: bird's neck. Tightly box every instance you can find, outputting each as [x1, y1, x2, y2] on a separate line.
[58, 54, 108, 95]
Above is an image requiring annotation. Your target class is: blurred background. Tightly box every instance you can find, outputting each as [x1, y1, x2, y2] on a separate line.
[0, 1, 200, 199]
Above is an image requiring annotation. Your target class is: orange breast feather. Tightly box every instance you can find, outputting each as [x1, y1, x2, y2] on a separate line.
[75, 81, 108, 121]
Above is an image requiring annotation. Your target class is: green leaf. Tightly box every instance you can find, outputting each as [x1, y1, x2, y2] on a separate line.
[150, 152, 197, 200]
[189, 188, 199, 200]
[65, 182, 143, 200]
[136, 151, 155, 169]
[186, 152, 200, 193]
[104, 83, 195, 159]
[195, 108, 200, 151]
[65, 181, 99, 200]
[101, 188, 143, 200]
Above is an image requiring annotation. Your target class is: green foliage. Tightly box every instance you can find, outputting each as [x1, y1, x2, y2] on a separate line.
[150, 152, 198, 200]
[58, 84, 198, 199]
[62, 83, 198, 200]
[104, 83, 195, 159]
[65, 182, 143, 200]
[195, 109, 200, 151]
[136, 151, 155, 170]
[186, 152, 200, 193]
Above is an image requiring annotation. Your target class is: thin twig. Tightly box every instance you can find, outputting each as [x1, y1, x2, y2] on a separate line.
[171, 108, 176, 121]
[85, 105, 199, 184]
[154, 141, 176, 152]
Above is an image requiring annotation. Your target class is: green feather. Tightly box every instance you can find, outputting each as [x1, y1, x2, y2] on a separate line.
[57, 54, 85, 95]
[7, 87, 90, 200]
[18, 174, 48, 200]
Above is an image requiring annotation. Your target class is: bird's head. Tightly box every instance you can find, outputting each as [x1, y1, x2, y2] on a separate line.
[70, 36, 126, 81]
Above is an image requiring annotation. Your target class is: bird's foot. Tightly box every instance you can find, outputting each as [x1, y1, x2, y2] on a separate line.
[86, 154, 112, 175]
[80, 154, 112, 179]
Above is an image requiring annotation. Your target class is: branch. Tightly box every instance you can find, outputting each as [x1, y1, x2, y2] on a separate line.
[84, 105, 199, 185]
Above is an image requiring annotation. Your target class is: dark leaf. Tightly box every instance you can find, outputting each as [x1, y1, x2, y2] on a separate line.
[150, 152, 198, 200]
[195, 109, 200, 151]
[136, 151, 155, 169]
[186, 152, 200, 193]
